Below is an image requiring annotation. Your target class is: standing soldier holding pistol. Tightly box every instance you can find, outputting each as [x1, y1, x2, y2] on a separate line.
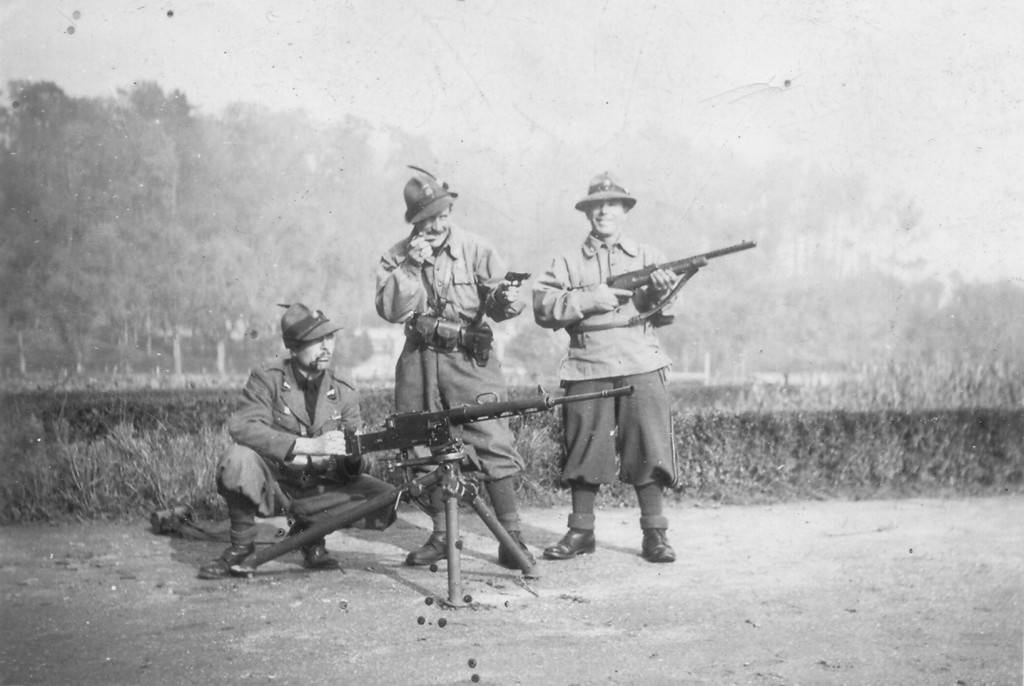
[533, 171, 679, 563]
[375, 168, 535, 569]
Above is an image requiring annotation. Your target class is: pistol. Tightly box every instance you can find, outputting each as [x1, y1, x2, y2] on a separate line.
[504, 271, 532, 287]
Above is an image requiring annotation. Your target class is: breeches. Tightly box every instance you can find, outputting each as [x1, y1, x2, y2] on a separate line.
[216, 444, 396, 528]
[561, 369, 677, 487]
[394, 342, 524, 480]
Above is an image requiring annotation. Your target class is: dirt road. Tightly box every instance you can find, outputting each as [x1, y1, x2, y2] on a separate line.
[2, 496, 1021, 685]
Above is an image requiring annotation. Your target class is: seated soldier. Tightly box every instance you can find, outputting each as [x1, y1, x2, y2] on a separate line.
[198, 303, 396, 579]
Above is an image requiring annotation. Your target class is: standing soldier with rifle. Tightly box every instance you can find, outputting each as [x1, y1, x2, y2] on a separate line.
[375, 167, 535, 569]
[533, 171, 681, 563]
[197, 303, 396, 579]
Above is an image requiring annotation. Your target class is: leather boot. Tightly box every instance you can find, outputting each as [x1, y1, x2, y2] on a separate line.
[197, 543, 255, 579]
[641, 529, 676, 563]
[405, 531, 447, 566]
[542, 529, 595, 560]
[497, 530, 536, 569]
[301, 538, 341, 570]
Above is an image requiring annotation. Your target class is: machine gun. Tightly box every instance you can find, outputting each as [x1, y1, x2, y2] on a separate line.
[343, 386, 625, 460]
[607, 240, 757, 326]
[231, 385, 636, 605]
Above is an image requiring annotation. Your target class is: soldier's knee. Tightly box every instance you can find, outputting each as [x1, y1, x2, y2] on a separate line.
[219, 443, 261, 468]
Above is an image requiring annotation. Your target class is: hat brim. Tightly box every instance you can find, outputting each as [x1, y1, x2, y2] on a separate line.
[287, 320, 343, 346]
[575, 192, 637, 212]
[406, 195, 455, 224]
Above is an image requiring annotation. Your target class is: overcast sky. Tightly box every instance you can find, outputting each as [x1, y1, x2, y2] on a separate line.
[2, 0, 1021, 284]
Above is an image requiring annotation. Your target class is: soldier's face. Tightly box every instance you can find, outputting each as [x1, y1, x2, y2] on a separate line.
[292, 333, 336, 374]
[586, 200, 627, 240]
[413, 207, 452, 250]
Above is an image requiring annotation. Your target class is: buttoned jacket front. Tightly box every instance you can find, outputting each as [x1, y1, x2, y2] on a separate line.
[228, 358, 361, 468]
[375, 224, 524, 325]
[533, 232, 676, 381]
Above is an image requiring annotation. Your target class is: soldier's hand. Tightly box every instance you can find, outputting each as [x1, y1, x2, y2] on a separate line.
[285, 453, 330, 470]
[319, 430, 349, 456]
[494, 281, 521, 306]
[292, 432, 348, 458]
[578, 285, 633, 314]
[406, 234, 431, 266]
[649, 269, 678, 294]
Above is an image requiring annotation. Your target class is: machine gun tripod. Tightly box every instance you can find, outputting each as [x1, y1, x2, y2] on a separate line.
[230, 385, 635, 606]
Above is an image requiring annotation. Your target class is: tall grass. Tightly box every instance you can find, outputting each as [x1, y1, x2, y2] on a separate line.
[729, 360, 1023, 412]
[1, 416, 229, 522]
[2, 360, 1022, 522]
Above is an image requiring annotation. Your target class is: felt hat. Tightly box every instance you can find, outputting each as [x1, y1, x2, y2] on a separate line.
[279, 303, 342, 348]
[574, 171, 637, 212]
[404, 168, 458, 224]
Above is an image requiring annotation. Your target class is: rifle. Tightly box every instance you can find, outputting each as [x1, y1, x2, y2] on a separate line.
[604, 240, 756, 327]
[607, 240, 757, 291]
[231, 385, 635, 605]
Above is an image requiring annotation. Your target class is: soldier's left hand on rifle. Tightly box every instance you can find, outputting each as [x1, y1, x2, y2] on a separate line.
[647, 267, 680, 294]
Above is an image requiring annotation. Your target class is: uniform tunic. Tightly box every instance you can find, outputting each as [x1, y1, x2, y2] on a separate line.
[217, 358, 394, 523]
[376, 225, 525, 479]
[533, 232, 678, 487]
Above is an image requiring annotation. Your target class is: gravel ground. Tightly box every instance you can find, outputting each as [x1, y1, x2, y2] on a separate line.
[1, 496, 1022, 685]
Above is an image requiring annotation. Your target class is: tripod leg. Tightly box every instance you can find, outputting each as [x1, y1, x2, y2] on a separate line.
[443, 491, 465, 606]
[468, 494, 539, 578]
[231, 471, 442, 575]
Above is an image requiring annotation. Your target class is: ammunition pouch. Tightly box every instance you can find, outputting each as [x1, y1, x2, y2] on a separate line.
[405, 314, 493, 365]
[459, 323, 493, 365]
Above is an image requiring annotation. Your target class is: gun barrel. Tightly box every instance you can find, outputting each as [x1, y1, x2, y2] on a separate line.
[547, 385, 635, 408]
[697, 240, 757, 261]
[448, 385, 634, 425]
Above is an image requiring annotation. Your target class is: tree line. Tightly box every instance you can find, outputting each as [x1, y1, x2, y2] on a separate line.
[1, 79, 1022, 384]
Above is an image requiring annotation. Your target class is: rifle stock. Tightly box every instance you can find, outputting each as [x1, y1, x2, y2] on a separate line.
[607, 240, 757, 291]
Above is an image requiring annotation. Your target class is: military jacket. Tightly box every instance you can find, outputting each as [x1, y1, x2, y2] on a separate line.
[228, 358, 361, 466]
[533, 232, 676, 381]
[375, 224, 524, 325]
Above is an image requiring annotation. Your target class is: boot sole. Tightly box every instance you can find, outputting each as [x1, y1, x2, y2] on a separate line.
[542, 547, 596, 560]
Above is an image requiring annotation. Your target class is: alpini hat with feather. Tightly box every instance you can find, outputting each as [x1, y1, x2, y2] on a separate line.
[403, 165, 458, 224]
[279, 303, 342, 349]
[575, 171, 637, 212]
